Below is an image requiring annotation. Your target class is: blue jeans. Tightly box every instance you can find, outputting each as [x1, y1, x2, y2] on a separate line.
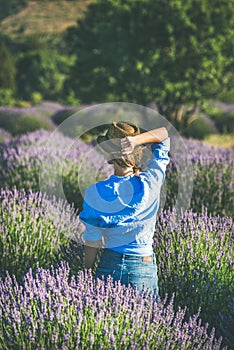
[95, 249, 159, 302]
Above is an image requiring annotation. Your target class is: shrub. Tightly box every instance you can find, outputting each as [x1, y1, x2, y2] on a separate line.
[155, 208, 233, 348]
[0, 111, 55, 136]
[51, 107, 77, 126]
[0, 263, 226, 350]
[212, 111, 234, 134]
[51, 107, 108, 141]
[15, 100, 32, 108]
[201, 104, 234, 133]
[51, 107, 95, 140]
[0, 188, 83, 281]
[31, 91, 43, 105]
[0, 89, 16, 106]
[183, 114, 216, 140]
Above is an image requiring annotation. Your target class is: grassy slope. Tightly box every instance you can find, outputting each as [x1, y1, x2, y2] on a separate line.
[1, 0, 93, 42]
[204, 133, 234, 148]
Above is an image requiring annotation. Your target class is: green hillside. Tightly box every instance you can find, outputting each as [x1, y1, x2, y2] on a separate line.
[0, 0, 92, 43]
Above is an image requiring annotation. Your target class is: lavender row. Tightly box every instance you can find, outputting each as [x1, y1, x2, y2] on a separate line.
[183, 138, 234, 165]
[0, 130, 112, 210]
[164, 138, 234, 216]
[0, 263, 227, 350]
[0, 130, 233, 215]
[0, 102, 68, 120]
[0, 188, 83, 281]
[155, 208, 234, 348]
[0, 128, 11, 144]
[0, 187, 232, 347]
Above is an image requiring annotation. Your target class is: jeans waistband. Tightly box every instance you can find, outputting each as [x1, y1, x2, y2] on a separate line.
[104, 248, 154, 262]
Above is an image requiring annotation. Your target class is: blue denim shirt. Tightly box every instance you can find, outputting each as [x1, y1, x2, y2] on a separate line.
[79, 138, 170, 256]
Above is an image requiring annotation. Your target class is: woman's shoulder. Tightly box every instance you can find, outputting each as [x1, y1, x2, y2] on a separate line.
[85, 177, 114, 199]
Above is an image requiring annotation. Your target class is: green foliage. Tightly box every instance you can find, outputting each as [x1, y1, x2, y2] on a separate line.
[0, 112, 55, 135]
[65, 0, 234, 130]
[0, 89, 16, 106]
[59, 90, 81, 106]
[31, 91, 43, 105]
[15, 49, 70, 100]
[0, 41, 16, 92]
[204, 133, 234, 148]
[15, 100, 32, 107]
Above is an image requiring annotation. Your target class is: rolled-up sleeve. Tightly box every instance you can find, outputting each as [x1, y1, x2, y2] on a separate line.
[79, 190, 102, 242]
[146, 137, 170, 184]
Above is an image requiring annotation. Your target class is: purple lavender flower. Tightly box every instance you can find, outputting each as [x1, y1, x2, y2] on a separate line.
[0, 129, 112, 210]
[0, 263, 227, 349]
[0, 127, 11, 143]
[155, 207, 234, 348]
[0, 188, 83, 281]
[166, 137, 234, 216]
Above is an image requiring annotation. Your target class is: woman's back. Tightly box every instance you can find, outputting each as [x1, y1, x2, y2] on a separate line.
[80, 138, 170, 254]
[80, 123, 169, 299]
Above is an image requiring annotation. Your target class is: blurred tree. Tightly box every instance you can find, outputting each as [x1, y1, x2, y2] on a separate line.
[15, 49, 70, 100]
[0, 0, 28, 20]
[64, 0, 234, 130]
[0, 41, 16, 92]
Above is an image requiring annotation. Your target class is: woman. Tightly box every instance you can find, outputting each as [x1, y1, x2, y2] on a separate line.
[79, 121, 170, 301]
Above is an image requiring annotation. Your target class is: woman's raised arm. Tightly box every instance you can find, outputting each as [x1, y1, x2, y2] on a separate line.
[121, 127, 168, 155]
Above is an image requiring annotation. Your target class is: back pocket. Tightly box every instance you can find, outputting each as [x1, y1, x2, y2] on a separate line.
[95, 267, 121, 284]
[128, 266, 158, 293]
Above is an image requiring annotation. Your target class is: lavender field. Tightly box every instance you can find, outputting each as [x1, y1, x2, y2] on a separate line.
[0, 121, 233, 349]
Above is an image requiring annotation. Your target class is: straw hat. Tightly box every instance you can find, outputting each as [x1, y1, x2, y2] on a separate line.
[97, 121, 140, 154]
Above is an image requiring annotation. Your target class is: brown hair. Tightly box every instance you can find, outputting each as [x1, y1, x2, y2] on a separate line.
[110, 147, 143, 177]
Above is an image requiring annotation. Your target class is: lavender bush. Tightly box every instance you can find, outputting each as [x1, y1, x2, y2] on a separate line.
[0, 188, 83, 281]
[0, 130, 112, 210]
[155, 208, 234, 348]
[0, 111, 55, 136]
[0, 263, 227, 350]
[0, 128, 11, 144]
[1, 130, 233, 215]
[0, 102, 67, 120]
[165, 138, 234, 217]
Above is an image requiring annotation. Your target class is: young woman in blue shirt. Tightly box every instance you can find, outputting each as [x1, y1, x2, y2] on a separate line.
[79, 122, 170, 300]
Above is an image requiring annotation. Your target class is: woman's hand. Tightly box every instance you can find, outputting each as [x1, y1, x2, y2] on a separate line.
[84, 243, 100, 269]
[121, 136, 136, 155]
[121, 127, 168, 155]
